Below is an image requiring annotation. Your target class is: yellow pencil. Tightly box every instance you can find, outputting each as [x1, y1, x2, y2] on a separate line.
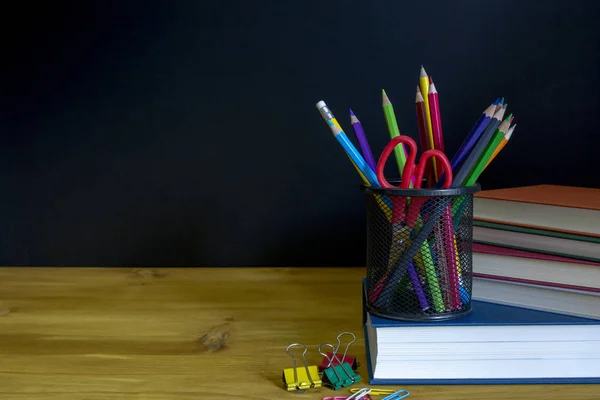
[484, 124, 516, 169]
[419, 66, 437, 180]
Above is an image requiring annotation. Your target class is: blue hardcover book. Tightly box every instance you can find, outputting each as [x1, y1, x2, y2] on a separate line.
[362, 278, 600, 385]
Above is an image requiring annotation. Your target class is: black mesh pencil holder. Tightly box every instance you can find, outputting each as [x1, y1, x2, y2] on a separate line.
[362, 183, 481, 321]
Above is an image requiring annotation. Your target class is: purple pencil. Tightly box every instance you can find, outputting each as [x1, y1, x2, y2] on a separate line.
[349, 109, 377, 172]
[407, 262, 430, 311]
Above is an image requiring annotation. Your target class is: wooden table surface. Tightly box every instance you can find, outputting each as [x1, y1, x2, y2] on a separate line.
[0, 267, 596, 399]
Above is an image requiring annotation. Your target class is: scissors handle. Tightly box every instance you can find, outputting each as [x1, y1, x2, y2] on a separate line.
[376, 136, 417, 189]
[414, 149, 453, 189]
[403, 149, 453, 228]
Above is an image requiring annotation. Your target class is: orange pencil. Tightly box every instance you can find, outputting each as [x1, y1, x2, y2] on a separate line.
[484, 123, 517, 169]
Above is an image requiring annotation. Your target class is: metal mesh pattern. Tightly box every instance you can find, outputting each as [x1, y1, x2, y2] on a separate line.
[364, 190, 475, 321]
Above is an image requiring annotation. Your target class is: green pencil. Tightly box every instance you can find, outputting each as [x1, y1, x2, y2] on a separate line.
[463, 114, 513, 186]
[382, 89, 408, 176]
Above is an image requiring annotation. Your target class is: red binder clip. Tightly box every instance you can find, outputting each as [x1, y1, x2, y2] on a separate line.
[318, 332, 359, 372]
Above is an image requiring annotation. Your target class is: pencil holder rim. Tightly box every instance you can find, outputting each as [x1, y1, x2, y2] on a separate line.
[361, 182, 481, 197]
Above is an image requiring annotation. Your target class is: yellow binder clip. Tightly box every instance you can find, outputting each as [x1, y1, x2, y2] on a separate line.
[283, 343, 322, 392]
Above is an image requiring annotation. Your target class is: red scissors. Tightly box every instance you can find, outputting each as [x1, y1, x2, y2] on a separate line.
[375, 135, 452, 226]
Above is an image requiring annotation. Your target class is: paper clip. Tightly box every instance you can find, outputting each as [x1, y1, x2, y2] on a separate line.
[381, 390, 410, 399]
[319, 343, 361, 390]
[323, 387, 373, 400]
[282, 343, 322, 392]
[319, 332, 360, 372]
[350, 388, 409, 398]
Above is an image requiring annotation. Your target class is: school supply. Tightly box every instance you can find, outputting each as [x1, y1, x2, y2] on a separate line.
[381, 89, 408, 176]
[350, 109, 377, 172]
[448, 99, 498, 175]
[323, 387, 373, 400]
[317, 64, 516, 323]
[316, 101, 380, 188]
[361, 279, 600, 384]
[484, 123, 516, 169]
[415, 87, 435, 186]
[462, 114, 512, 186]
[319, 331, 360, 372]
[319, 343, 361, 390]
[473, 220, 600, 262]
[451, 106, 506, 187]
[473, 185, 600, 237]
[370, 135, 453, 312]
[418, 66, 437, 180]
[349, 388, 401, 396]
[428, 78, 444, 178]
[380, 390, 410, 400]
[282, 343, 322, 392]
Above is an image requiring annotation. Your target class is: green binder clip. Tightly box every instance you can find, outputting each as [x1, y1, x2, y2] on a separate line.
[318, 343, 360, 390]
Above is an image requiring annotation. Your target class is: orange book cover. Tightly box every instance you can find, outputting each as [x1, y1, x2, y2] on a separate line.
[474, 185, 600, 211]
[474, 185, 600, 237]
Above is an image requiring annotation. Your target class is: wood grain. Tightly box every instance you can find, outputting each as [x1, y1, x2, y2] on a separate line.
[0, 267, 596, 399]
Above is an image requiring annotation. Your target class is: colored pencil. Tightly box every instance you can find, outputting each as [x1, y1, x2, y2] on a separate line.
[316, 101, 379, 187]
[495, 97, 505, 113]
[327, 122, 381, 187]
[451, 105, 506, 187]
[408, 261, 430, 311]
[463, 114, 512, 186]
[415, 86, 435, 186]
[316, 100, 343, 130]
[419, 66, 437, 180]
[382, 89, 407, 175]
[450, 114, 512, 226]
[428, 78, 445, 181]
[484, 123, 516, 169]
[350, 109, 377, 172]
[448, 100, 497, 174]
[428, 78, 444, 152]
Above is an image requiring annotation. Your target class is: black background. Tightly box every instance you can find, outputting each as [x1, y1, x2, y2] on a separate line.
[0, 0, 598, 267]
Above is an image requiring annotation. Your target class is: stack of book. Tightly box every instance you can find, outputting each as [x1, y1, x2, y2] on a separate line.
[362, 279, 600, 385]
[362, 185, 600, 385]
[471, 185, 600, 320]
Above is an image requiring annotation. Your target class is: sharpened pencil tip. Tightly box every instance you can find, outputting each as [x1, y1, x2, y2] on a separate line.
[505, 124, 516, 140]
[500, 97, 505, 105]
[349, 108, 355, 116]
[428, 81, 437, 94]
[382, 89, 391, 105]
[415, 89, 424, 102]
[493, 97, 500, 105]
[416, 85, 421, 93]
[505, 113, 513, 122]
[420, 65, 427, 78]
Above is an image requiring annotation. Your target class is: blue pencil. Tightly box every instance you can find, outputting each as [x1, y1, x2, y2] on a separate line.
[451, 105, 506, 188]
[435, 100, 497, 188]
[327, 122, 380, 187]
[451, 100, 498, 171]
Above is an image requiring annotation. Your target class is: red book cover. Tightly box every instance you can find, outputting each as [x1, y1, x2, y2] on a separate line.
[472, 242, 600, 267]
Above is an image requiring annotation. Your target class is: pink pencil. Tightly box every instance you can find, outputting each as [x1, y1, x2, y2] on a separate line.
[428, 77, 445, 155]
